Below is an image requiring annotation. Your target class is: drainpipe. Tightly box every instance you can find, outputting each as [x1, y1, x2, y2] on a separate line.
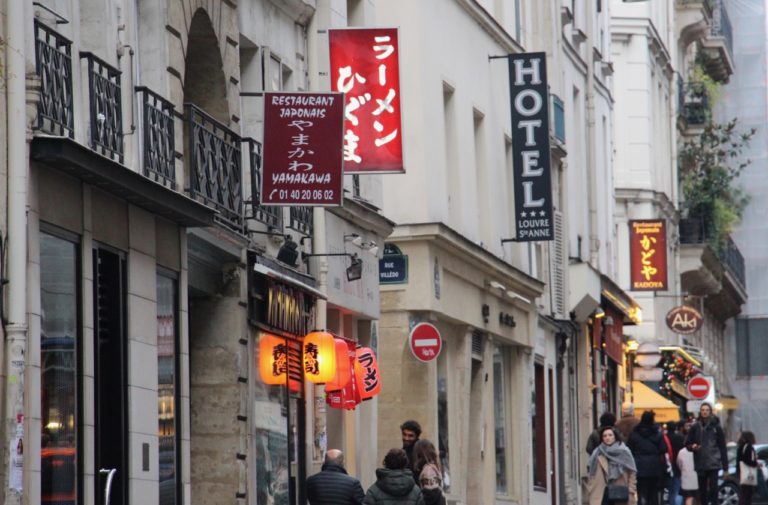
[586, 0, 600, 267]
[5, 0, 29, 501]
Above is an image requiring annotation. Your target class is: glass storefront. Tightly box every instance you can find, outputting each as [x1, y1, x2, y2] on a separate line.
[157, 274, 179, 505]
[41, 231, 79, 505]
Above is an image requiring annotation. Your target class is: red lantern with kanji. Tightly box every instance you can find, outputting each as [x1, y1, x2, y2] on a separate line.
[303, 331, 337, 383]
[326, 339, 353, 392]
[354, 347, 382, 400]
[259, 334, 288, 385]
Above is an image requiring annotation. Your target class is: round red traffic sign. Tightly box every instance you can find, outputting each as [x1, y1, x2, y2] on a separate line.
[687, 375, 711, 400]
[409, 323, 442, 362]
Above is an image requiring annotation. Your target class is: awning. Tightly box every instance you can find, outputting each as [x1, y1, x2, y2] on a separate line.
[632, 381, 681, 423]
[253, 255, 327, 300]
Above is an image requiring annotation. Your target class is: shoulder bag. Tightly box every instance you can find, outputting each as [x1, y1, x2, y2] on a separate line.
[741, 446, 758, 487]
[605, 483, 630, 502]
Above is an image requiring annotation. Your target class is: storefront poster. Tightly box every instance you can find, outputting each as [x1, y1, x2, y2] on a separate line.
[329, 28, 404, 173]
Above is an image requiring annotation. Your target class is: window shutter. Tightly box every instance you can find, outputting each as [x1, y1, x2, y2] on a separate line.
[551, 211, 566, 318]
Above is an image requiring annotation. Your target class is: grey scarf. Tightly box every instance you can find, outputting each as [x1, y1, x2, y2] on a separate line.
[588, 442, 637, 483]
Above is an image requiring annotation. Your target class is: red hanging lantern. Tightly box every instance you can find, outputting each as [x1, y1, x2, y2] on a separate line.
[303, 331, 337, 383]
[326, 339, 353, 392]
[354, 347, 382, 400]
[259, 334, 288, 385]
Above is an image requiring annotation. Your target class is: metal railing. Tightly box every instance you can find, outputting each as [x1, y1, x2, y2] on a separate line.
[711, 0, 734, 61]
[676, 0, 714, 18]
[185, 103, 243, 233]
[679, 217, 746, 289]
[82, 52, 123, 163]
[289, 206, 313, 237]
[34, 21, 74, 138]
[136, 87, 177, 189]
[678, 79, 710, 127]
[246, 138, 283, 230]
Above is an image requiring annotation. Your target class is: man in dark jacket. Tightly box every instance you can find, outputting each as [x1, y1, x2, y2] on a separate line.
[685, 402, 728, 505]
[585, 412, 623, 455]
[627, 410, 667, 505]
[307, 449, 365, 505]
[401, 420, 422, 469]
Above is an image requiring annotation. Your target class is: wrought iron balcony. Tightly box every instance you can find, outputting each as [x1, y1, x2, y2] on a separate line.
[34, 21, 74, 138]
[185, 103, 243, 233]
[289, 206, 313, 237]
[245, 138, 283, 230]
[136, 87, 177, 189]
[81, 52, 123, 163]
[710, 0, 733, 62]
[678, 79, 710, 129]
[679, 217, 745, 289]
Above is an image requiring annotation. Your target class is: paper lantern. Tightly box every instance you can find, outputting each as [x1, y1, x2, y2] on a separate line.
[354, 347, 382, 400]
[259, 334, 288, 385]
[326, 339, 353, 392]
[303, 331, 337, 383]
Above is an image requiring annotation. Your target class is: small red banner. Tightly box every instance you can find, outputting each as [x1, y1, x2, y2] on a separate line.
[261, 92, 344, 206]
[329, 28, 404, 174]
[629, 220, 668, 291]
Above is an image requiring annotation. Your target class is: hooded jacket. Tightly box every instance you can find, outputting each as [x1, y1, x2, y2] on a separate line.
[363, 468, 425, 505]
[685, 415, 728, 472]
[627, 423, 667, 478]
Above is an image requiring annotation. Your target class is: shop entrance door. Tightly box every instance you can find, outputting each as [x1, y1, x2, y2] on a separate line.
[93, 247, 128, 505]
[288, 391, 306, 505]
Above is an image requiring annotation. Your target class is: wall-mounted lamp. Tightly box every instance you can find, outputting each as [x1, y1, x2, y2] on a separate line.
[593, 307, 606, 319]
[488, 281, 507, 291]
[303, 252, 364, 282]
[344, 233, 363, 246]
[603, 315, 615, 327]
[276, 235, 299, 267]
[250, 228, 287, 246]
[361, 241, 379, 257]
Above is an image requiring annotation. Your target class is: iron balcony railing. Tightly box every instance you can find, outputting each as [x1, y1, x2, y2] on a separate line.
[185, 103, 243, 233]
[289, 206, 313, 237]
[246, 138, 282, 230]
[711, 0, 734, 62]
[679, 217, 746, 289]
[678, 78, 710, 127]
[136, 87, 177, 189]
[34, 21, 74, 138]
[676, 0, 714, 18]
[81, 52, 123, 163]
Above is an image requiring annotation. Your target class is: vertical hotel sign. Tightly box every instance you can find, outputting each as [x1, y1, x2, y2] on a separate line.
[329, 28, 404, 173]
[509, 53, 554, 241]
[629, 220, 668, 291]
[261, 92, 345, 206]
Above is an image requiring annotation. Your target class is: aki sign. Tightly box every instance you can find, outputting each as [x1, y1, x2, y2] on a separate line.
[508, 52, 554, 242]
[329, 28, 404, 174]
[629, 220, 668, 291]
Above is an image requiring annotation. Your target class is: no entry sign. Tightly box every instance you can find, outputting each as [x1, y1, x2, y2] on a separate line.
[687, 375, 711, 400]
[408, 323, 442, 362]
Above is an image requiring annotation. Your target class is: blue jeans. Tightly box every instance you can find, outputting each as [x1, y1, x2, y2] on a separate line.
[667, 475, 682, 505]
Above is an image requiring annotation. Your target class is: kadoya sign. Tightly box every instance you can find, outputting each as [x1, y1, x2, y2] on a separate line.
[329, 28, 404, 174]
[629, 220, 668, 291]
[508, 52, 554, 242]
[261, 92, 345, 206]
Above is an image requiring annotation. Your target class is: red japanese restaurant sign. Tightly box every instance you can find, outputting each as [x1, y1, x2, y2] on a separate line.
[329, 28, 404, 174]
[629, 220, 668, 291]
[261, 92, 345, 206]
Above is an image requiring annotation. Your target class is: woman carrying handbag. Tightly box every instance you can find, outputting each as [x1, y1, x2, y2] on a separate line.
[587, 427, 638, 505]
[737, 431, 759, 505]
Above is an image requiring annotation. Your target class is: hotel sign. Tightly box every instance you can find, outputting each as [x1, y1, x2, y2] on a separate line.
[508, 52, 554, 241]
[629, 220, 668, 291]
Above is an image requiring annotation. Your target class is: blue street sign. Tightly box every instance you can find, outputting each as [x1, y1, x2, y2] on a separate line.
[379, 255, 408, 284]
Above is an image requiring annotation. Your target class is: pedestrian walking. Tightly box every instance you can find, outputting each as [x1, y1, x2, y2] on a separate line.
[586, 426, 637, 505]
[665, 421, 685, 505]
[587, 412, 624, 455]
[677, 445, 698, 505]
[400, 420, 422, 469]
[306, 449, 365, 505]
[737, 431, 759, 505]
[363, 448, 425, 505]
[685, 402, 728, 505]
[616, 404, 640, 442]
[627, 411, 667, 505]
[412, 439, 446, 505]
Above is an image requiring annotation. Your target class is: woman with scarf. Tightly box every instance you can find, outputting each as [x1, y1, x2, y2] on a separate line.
[587, 426, 638, 505]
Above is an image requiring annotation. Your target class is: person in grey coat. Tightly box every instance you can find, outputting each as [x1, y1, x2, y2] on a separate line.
[364, 449, 425, 505]
[685, 402, 728, 505]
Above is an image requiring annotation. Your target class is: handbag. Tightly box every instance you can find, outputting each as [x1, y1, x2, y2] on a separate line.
[741, 461, 759, 486]
[605, 483, 630, 502]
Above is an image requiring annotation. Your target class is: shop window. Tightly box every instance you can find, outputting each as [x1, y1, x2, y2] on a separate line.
[493, 346, 509, 495]
[437, 347, 451, 492]
[157, 273, 179, 505]
[41, 231, 80, 505]
[532, 362, 547, 489]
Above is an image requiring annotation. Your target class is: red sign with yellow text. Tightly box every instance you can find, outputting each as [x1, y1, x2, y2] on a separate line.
[629, 220, 668, 291]
[329, 28, 404, 173]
